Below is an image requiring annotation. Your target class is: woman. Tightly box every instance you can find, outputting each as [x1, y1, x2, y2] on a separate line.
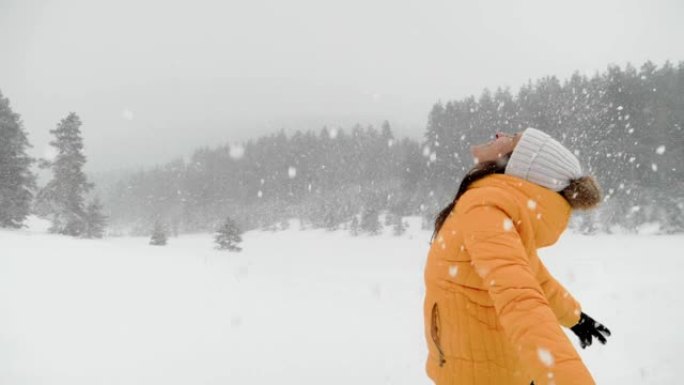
[423, 128, 611, 385]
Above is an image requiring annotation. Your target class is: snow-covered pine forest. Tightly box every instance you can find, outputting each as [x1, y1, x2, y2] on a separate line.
[89, 61, 684, 237]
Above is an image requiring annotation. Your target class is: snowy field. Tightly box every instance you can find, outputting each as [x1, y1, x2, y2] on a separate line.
[1, 217, 682, 385]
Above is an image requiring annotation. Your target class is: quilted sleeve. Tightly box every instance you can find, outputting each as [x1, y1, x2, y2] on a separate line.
[537, 259, 582, 328]
[461, 201, 595, 385]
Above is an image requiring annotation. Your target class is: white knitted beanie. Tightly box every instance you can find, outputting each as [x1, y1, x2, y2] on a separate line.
[504, 127, 583, 191]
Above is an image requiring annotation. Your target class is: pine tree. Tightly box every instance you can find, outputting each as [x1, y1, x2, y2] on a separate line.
[391, 213, 407, 236]
[360, 205, 381, 235]
[383, 210, 393, 227]
[149, 220, 168, 246]
[319, 200, 344, 231]
[349, 215, 360, 236]
[83, 197, 107, 238]
[215, 216, 243, 251]
[278, 217, 290, 230]
[37, 113, 93, 236]
[0, 90, 36, 228]
[323, 209, 339, 230]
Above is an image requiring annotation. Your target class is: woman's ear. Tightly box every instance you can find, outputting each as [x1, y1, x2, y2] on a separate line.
[561, 176, 602, 210]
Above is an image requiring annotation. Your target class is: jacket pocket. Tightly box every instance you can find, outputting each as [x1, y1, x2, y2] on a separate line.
[430, 302, 447, 367]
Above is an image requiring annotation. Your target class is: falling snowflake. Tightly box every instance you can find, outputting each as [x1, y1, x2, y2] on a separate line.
[527, 199, 537, 210]
[656, 145, 666, 155]
[422, 146, 431, 157]
[329, 128, 338, 139]
[651, 163, 658, 172]
[536, 213, 542, 220]
[288, 166, 297, 178]
[257, 190, 263, 198]
[437, 235, 446, 249]
[370, 283, 382, 298]
[230, 315, 242, 328]
[122, 108, 134, 121]
[429, 152, 437, 162]
[448, 265, 459, 277]
[43, 146, 57, 161]
[502, 218, 514, 231]
[229, 144, 245, 159]
[537, 347, 554, 367]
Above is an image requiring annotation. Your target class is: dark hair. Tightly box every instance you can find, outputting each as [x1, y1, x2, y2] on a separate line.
[431, 153, 512, 243]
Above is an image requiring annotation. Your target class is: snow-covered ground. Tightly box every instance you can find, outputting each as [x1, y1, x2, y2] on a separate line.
[1, 217, 682, 385]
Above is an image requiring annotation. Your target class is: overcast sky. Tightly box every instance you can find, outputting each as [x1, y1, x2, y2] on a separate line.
[1, 0, 683, 173]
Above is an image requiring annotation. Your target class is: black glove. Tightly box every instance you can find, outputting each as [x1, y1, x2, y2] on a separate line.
[570, 312, 611, 349]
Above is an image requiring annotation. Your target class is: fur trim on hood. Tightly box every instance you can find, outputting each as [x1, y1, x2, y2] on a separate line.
[560, 175, 602, 210]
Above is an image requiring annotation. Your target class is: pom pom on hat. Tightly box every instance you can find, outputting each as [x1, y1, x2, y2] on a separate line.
[504, 127, 583, 192]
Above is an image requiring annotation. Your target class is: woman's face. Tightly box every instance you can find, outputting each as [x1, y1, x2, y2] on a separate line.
[470, 131, 522, 163]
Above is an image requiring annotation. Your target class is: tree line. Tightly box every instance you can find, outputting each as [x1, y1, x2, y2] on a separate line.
[101, 121, 423, 236]
[421, 61, 684, 233]
[2, 60, 683, 237]
[102, 61, 683, 235]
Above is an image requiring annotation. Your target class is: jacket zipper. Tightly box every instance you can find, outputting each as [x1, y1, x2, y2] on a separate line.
[431, 302, 447, 367]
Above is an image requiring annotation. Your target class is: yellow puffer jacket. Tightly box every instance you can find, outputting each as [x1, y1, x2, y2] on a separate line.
[423, 173, 595, 385]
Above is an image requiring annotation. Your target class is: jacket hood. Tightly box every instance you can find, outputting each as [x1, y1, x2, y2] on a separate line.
[467, 173, 572, 248]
